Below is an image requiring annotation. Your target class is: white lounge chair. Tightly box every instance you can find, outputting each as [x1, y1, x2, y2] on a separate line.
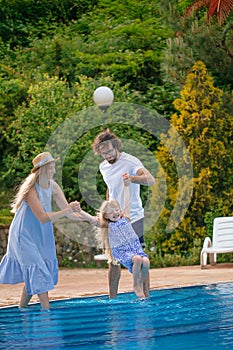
[94, 254, 108, 261]
[200, 217, 233, 268]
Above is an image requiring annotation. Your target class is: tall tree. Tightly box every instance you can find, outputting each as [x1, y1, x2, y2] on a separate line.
[161, 0, 233, 91]
[183, 0, 233, 57]
[148, 61, 233, 258]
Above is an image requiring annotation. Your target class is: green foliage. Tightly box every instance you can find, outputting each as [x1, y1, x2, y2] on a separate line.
[0, 0, 97, 47]
[0, 0, 181, 209]
[146, 238, 201, 268]
[2, 74, 76, 185]
[0, 13, 172, 93]
[0, 74, 28, 116]
[0, 190, 14, 227]
[161, 5, 233, 90]
[0, 70, 157, 217]
[0, 72, 29, 171]
[204, 203, 225, 237]
[149, 61, 233, 258]
[0, 0, 232, 268]
[0, 0, 175, 114]
[86, 0, 160, 21]
[61, 120, 157, 212]
[1, 74, 137, 188]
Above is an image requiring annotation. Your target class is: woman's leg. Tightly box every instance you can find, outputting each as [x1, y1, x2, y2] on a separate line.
[38, 292, 50, 309]
[132, 256, 145, 299]
[19, 285, 32, 308]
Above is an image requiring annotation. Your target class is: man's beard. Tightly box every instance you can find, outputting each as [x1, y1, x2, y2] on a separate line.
[107, 158, 117, 164]
[107, 150, 118, 164]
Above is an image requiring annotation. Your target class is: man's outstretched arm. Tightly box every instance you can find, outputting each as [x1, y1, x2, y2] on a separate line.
[130, 168, 155, 186]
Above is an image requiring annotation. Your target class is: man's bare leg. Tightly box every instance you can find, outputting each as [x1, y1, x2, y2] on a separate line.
[108, 263, 121, 298]
[19, 285, 32, 308]
[143, 271, 150, 298]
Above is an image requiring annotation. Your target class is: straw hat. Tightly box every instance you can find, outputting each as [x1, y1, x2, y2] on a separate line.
[31, 152, 57, 173]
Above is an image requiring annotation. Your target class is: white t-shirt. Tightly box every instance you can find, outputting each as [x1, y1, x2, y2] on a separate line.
[99, 152, 144, 223]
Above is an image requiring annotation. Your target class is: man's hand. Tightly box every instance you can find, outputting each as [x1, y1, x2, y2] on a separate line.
[122, 172, 131, 186]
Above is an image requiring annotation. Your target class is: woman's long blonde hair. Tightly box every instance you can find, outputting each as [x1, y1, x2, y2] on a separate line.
[11, 171, 39, 213]
[96, 200, 122, 265]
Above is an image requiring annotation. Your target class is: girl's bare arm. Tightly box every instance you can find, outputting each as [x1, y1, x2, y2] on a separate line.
[122, 173, 130, 218]
[53, 181, 98, 224]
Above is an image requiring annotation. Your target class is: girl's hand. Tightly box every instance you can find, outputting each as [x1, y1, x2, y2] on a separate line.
[122, 172, 131, 186]
[69, 201, 81, 212]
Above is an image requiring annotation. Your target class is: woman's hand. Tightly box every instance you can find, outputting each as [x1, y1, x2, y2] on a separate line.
[90, 216, 100, 227]
[68, 201, 81, 212]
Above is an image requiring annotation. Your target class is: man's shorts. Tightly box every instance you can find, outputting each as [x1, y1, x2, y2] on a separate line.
[132, 218, 146, 249]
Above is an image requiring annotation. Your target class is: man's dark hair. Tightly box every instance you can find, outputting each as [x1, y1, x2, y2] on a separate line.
[92, 129, 122, 155]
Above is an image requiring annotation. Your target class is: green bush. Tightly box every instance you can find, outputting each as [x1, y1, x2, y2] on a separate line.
[0, 190, 14, 227]
[0, 0, 97, 46]
[149, 61, 233, 258]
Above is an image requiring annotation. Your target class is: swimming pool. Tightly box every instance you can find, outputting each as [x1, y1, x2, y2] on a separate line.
[1, 283, 233, 349]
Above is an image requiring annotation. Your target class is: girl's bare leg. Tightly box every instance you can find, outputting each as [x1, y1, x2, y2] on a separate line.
[132, 256, 145, 299]
[19, 285, 32, 308]
[38, 292, 50, 309]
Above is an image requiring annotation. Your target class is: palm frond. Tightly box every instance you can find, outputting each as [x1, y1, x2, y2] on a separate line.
[210, 0, 233, 25]
[183, 0, 233, 25]
[183, 0, 210, 18]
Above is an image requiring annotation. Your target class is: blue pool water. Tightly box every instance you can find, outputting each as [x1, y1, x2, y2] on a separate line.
[1, 283, 233, 349]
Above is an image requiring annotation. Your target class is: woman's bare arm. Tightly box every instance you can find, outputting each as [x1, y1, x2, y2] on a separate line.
[53, 181, 97, 223]
[27, 186, 78, 223]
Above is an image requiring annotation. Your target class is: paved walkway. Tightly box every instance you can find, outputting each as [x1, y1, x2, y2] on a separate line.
[1, 263, 233, 307]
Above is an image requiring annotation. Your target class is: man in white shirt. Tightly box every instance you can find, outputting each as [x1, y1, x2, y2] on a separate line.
[92, 129, 155, 298]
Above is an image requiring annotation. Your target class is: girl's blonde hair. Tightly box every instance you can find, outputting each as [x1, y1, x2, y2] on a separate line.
[96, 200, 121, 265]
[11, 170, 40, 213]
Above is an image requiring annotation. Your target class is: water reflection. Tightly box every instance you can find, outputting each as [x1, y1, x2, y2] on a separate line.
[1, 285, 233, 349]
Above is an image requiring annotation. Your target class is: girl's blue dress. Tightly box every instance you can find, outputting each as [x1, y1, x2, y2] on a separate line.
[0, 181, 58, 295]
[109, 217, 148, 273]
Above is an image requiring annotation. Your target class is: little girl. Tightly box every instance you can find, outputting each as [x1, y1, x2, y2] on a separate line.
[95, 173, 150, 299]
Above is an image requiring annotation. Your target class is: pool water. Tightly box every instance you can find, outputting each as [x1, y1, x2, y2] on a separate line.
[1, 283, 233, 349]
